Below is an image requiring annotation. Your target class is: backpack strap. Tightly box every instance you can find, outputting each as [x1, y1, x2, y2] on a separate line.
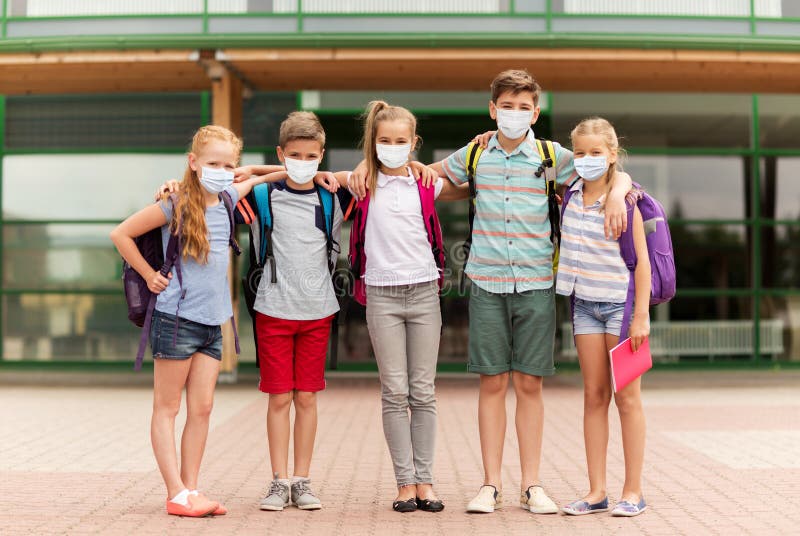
[459, 141, 484, 293]
[315, 186, 340, 275]
[535, 138, 561, 274]
[252, 183, 277, 283]
[219, 190, 242, 355]
[343, 196, 357, 222]
[135, 195, 183, 370]
[219, 190, 242, 257]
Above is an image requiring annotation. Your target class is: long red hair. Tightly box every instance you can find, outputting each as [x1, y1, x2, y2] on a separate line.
[164, 125, 242, 263]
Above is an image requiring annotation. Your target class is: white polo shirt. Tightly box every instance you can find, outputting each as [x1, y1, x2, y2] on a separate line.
[362, 169, 444, 287]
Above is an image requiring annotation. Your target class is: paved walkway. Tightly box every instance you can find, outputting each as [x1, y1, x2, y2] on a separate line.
[1, 371, 799, 535]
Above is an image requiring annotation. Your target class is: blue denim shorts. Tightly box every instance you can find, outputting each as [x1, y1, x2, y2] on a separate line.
[573, 298, 626, 337]
[150, 310, 223, 361]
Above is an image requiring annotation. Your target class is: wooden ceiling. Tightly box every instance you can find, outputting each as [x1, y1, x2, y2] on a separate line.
[1, 47, 799, 95]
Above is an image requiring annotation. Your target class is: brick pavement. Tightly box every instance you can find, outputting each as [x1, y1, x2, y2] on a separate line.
[1, 371, 799, 535]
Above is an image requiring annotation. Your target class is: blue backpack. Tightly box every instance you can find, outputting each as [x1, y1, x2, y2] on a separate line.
[241, 183, 336, 304]
[240, 182, 339, 366]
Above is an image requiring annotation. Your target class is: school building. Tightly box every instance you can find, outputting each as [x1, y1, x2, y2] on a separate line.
[1, 1, 798, 375]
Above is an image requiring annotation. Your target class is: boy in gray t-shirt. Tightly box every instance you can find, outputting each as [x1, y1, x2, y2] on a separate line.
[234, 112, 351, 512]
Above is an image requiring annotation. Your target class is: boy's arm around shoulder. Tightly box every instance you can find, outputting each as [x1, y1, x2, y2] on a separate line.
[437, 179, 470, 202]
[604, 170, 633, 239]
[232, 170, 287, 199]
[431, 145, 470, 186]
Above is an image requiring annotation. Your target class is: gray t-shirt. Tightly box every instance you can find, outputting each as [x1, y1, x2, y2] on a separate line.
[251, 183, 344, 321]
[156, 186, 238, 326]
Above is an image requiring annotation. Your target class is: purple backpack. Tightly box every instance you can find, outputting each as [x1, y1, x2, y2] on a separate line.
[561, 181, 676, 340]
[123, 192, 241, 370]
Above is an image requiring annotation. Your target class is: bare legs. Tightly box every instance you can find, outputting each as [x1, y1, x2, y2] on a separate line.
[151, 353, 220, 498]
[267, 390, 318, 479]
[575, 333, 645, 503]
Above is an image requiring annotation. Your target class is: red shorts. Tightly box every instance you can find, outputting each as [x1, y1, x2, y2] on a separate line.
[255, 312, 333, 394]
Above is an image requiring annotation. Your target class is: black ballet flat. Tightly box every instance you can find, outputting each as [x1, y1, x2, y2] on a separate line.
[392, 498, 418, 513]
[416, 497, 445, 512]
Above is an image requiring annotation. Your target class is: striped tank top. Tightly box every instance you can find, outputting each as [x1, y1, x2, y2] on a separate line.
[555, 179, 629, 303]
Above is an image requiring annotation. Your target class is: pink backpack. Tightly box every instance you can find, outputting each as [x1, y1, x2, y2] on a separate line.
[347, 182, 446, 306]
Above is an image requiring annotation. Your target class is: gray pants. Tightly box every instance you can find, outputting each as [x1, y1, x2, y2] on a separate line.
[366, 280, 441, 487]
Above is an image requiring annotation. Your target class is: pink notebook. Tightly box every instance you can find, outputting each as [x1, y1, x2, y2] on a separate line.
[609, 337, 652, 393]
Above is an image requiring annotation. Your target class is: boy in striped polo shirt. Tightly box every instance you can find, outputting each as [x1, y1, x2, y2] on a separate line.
[430, 70, 632, 514]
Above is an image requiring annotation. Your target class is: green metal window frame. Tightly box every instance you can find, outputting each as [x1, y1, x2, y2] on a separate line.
[1, 91, 799, 364]
[2, 1, 800, 52]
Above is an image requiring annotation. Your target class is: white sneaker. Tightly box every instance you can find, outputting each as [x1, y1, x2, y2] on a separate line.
[520, 485, 558, 514]
[467, 485, 503, 513]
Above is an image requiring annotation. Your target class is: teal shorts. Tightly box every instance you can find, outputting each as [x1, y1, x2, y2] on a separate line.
[467, 283, 556, 377]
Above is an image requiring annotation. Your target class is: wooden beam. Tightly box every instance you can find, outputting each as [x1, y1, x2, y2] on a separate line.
[1, 47, 799, 94]
[223, 47, 800, 93]
[211, 66, 244, 381]
[0, 50, 207, 95]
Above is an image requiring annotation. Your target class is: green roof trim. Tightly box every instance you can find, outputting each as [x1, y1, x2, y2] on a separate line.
[1, 33, 800, 54]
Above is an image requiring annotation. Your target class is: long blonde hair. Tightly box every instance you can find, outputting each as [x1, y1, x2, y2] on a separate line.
[570, 117, 625, 206]
[360, 100, 418, 194]
[165, 125, 242, 263]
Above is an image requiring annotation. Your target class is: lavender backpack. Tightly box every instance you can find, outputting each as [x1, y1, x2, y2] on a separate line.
[123, 192, 241, 370]
[562, 181, 676, 340]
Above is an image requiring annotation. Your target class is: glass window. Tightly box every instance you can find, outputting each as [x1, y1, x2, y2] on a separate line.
[241, 92, 300, 148]
[761, 225, 800, 289]
[624, 156, 748, 220]
[672, 224, 750, 289]
[2, 293, 141, 361]
[762, 157, 800, 221]
[552, 93, 751, 148]
[5, 94, 202, 150]
[760, 296, 800, 361]
[2, 154, 188, 220]
[2, 153, 265, 221]
[669, 296, 753, 322]
[559, 0, 753, 16]
[3, 224, 119, 290]
[759, 95, 800, 149]
[11, 1, 202, 16]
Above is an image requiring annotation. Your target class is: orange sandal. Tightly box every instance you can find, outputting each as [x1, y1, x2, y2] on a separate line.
[166, 494, 219, 517]
[211, 503, 227, 516]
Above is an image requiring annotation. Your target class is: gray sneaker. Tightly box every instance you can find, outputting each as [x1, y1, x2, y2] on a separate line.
[260, 475, 291, 511]
[291, 478, 322, 510]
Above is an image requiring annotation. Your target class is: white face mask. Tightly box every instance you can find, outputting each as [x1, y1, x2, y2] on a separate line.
[574, 155, 609, 181]
[199, 166, 234, 194]
[495, 108, 534, 139]
[376, 143, 411, 169]
[284, 157, 319, 185]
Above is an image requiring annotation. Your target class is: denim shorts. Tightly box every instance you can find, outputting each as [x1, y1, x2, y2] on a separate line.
[150, 310, 223, 361]
[573, 298, 626, 337]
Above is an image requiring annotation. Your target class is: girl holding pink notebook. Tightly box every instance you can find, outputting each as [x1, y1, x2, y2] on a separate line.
[555, 117, 651, 518]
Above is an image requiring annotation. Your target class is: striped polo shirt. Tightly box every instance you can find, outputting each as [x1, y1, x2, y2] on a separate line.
[443, 130, 577, 293]
[556, 179, 630, 303]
